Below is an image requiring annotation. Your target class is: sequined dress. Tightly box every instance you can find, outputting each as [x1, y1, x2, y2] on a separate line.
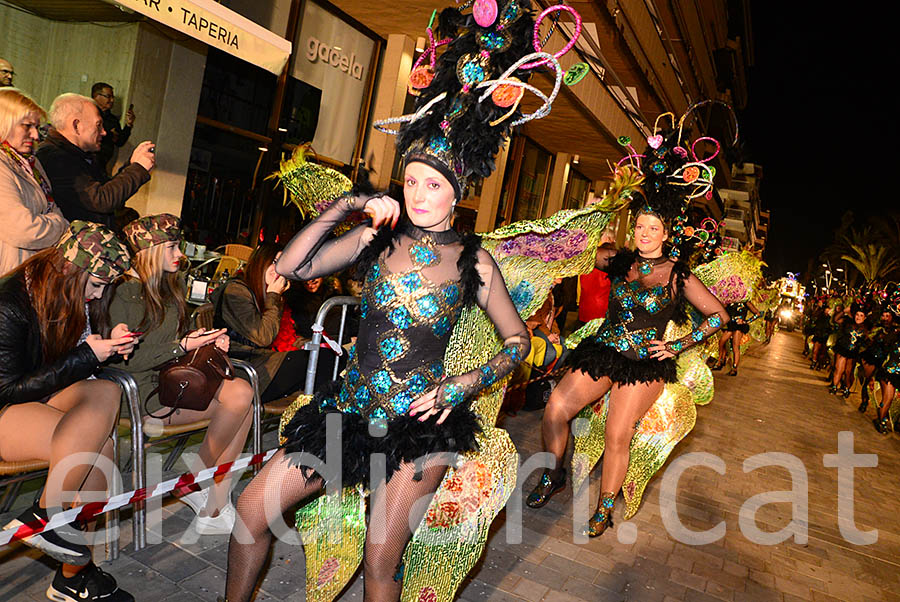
[724, 302, 752, 334]
[568, 250, 727, 385]
[277, 196, 529, 486]
[833, 321, 867, 360]
[877, 331, 900, 388]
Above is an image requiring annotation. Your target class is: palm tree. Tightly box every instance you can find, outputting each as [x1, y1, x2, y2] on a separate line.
[841, 242, 900, 283]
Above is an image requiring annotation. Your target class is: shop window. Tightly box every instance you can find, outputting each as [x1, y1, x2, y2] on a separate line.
[564, 168, 590, 210]
[197, 49, 277, 135]
[510, 138, 553, 222]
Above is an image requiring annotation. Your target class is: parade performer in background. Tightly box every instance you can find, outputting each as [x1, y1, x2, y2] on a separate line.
[712, 300, 760, 376]
[857, 307, 894, 413]
[809, 299, 830, 370]
[223, 2, 603, 600]
[526, 104, 739, 537]
[874, 327, 900, 433]
[829, 304, 868, 398]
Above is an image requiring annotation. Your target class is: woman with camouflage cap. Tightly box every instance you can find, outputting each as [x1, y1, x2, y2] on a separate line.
[109, 214, 254, 536]
[0, 221, 137, 602]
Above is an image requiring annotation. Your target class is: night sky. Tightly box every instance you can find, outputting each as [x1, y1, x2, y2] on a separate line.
[743, 5, 899, 278]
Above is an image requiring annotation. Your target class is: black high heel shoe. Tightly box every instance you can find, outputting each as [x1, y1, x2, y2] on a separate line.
[858, 387, 869, 412]
[841, 387, 851, 399]
[526, 469, 566, 508]
[874, 416, 891, 434]
[728, 367, 738, 376]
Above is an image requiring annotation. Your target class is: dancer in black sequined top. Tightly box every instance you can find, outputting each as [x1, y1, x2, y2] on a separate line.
[526, 210, 729, 537]
[224, 161, 529, 602]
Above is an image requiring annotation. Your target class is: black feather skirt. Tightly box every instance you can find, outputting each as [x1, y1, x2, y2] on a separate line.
[280, 385, 481, 487]
[833, 345, 859, 360]
[876, 368, 900, 389]
[566, 337, 677, 385]
[724, 321, 750, 334]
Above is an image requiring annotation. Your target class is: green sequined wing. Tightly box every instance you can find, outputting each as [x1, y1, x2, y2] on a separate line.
[268, 144, 352, 219]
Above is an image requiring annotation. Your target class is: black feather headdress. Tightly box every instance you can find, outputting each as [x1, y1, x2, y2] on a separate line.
[376, 0, 568, 199]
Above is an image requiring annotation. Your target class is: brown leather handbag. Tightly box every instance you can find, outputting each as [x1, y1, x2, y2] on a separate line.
[146, 344, 234, 419]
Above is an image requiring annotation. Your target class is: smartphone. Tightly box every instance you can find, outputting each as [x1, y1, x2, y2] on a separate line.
[130, 331, 145, 337]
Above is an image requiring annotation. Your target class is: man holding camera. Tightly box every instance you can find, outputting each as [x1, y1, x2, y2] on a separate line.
[36, 93, 155, 230]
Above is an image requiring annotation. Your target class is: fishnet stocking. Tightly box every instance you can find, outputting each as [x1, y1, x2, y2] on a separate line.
[225, 450, 448, 602]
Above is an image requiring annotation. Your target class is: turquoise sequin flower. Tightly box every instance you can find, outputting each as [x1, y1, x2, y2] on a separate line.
[410, 243, 438, 266]
[480, 366, 497, 386]
[428, 362, 444, 379]
[428, 136, 451, 153]
[406, 373, 428, 395]
[346, 367, 360, 385]
[398, 273, 423, 294]
[367, 263, 381, 283]
[509, 280, 535, 313]
[709, 314, 722, 328]
[360, 297, 368, 319]
[371, 370, 392, 394]
[354, 385, 370, 403]
[461, 61, 485, 85]
[374, 281, 396, 305]
[442, 284, 460, 306]
[417, 295, 440, 318]
[442, 383, 465, 407]
[389, 307, 413, 329]
[432, 316, 452, 337]
[502, 345, 522, 362]
[380, 336, 406, 361]
[390, 390, 414, 414]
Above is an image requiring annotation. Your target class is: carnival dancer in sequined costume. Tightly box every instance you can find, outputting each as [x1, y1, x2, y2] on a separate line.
[829, 304, 868, 398]
[223, 1, 584, 600]
[874, 328, 900, 433]
[526, 105, 734, 537]
[857, 307, 895, 413]
[712, 300, 760, 376]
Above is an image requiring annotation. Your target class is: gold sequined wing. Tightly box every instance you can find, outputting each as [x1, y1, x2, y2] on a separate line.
[268, 145, 352, 220]
[279, 394, 367, 601]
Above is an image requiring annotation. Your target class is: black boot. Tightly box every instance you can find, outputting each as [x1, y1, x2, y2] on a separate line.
[858, 387, 869, 412]
[526, 468, 566, 508]
[587, 492, 615, 537]
[874, 416, 890, 434]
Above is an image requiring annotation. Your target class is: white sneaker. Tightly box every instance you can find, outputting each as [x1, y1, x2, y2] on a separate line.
[192, 503, 236, 535]
[176, 488, 209, 516]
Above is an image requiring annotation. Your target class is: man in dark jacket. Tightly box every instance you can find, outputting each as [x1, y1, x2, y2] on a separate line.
[36, 93, 155, 230]
[91, 82, 135, 173]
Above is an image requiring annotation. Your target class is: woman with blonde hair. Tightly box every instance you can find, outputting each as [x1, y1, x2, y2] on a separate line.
[109, 214, 254, 534]
[0, 87, 68, 274]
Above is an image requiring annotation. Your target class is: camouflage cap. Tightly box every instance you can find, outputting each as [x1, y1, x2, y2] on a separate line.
[122, 214, 182, 252]
[55, 221, 131, 281]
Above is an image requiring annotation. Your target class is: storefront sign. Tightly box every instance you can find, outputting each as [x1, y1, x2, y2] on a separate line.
[305, 38, 365, 80]
[111, 0, 291, 74]
[292, 0, 376, 164]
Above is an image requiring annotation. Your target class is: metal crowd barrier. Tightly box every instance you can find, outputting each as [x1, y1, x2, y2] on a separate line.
[303, 296, 361, 395]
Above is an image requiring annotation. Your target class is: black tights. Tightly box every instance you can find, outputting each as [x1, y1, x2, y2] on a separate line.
[225, 449, 448, 601]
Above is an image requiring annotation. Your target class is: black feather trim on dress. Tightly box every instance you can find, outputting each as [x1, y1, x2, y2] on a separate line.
[458, 232, 483, 307]
[280, 384, 481, 487]
[832, 345, 859, 361]
[876, 369, 900, 389]
[724, 321, 750, 334]
[671, 260, 691, 325]
[604, 250, 637, 281]
[566, 337, 677, 385]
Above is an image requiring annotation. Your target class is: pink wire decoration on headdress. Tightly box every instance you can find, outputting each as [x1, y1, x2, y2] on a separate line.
[520, 4, 582, 70]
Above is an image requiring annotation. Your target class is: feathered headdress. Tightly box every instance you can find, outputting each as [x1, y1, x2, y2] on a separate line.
[617, 100, 739, 260]
[375, 1, 581, 198]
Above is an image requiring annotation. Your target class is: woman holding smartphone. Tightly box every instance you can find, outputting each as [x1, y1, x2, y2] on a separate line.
[109, 214, 254, 535]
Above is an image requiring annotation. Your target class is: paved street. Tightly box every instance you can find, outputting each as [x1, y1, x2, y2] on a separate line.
[2, 331, 900, 601]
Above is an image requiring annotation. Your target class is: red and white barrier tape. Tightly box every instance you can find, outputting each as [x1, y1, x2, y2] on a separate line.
[0, 448, 278, 548]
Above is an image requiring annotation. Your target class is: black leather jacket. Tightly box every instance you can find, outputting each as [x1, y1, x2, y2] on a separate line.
[0, 272, 99, 409]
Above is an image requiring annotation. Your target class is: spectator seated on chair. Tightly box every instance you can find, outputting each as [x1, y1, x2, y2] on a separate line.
[210, 243, 308, 402]
[0, 222, 136, 602]
[108, 214, 254, 536]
